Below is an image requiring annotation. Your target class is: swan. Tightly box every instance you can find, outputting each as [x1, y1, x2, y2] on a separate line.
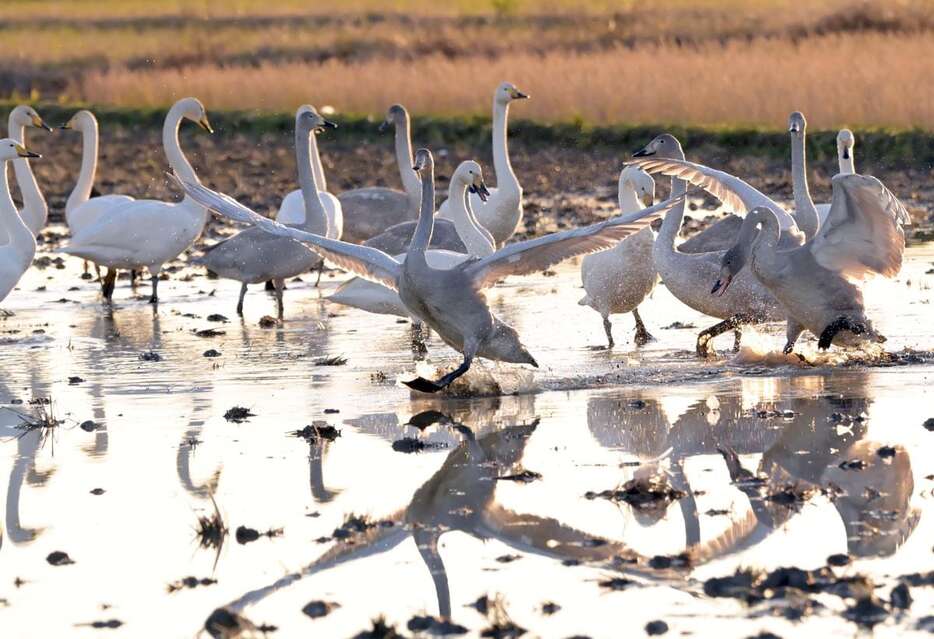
[335, 104, 421, 244]
[58, 97, 213, 303]
[6, 106, 52, 237]
[815, 127, 856, 222]
[0, 140, 41, 310]
[60, 110, 135, 232]
[713, 175, 910, 354]
[196, 107, 335, 318]
[437, 82, 528, 246]
[174, 148, 683, 393]
[274, 105, 343, 241]
[578, 166, 658, 348]
[629, 134, 790, 356]
[327, 159, 495, 317]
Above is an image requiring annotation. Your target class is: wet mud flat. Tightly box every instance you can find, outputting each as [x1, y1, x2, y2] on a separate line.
[0, 234, 932, 637]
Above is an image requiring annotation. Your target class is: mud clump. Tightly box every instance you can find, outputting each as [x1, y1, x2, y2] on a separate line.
[301, 600, 340, 619]
[315, 355, 349, 366]
[203, 349, 222, 358]
[292, 422, 340, 442]
[46, 551, 74, 566]
[79, 420, 99, 432]
[138, 351, 162, 362]
[329, 514, 395, 543]
[352, 616, 403, 639]
[204, 608, 275, 639]
[645, 620, 669, 635]
[599, 577, 634, 591]
[235, 525, 283, 545]
[496, 470, 542, 483]
[207, 314, 228, 322]
[923, 418, 934, 431]
[258, 315, 280, 328]
[195, 328, 226, 338]
[392, 437, 447, 453]
[168, 576, 217, 593]
[827, 553, 851, 567]
[407, 615, 468, 636]
[585, 476, 685, 511]
[223, 406, 255, 423]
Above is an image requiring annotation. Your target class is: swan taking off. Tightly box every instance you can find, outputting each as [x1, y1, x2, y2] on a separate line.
[173, 149, 684, 393]
[0, 140, 41, 309]
[713, 174, 910, 354]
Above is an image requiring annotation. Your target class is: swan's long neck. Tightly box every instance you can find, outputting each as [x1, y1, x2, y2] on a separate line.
[749, 209, 782, 267]
[66, 118, 100, 220]
[394, 114, 420, 204]
[8, 119, 46, 235]
[308, 130, 327, 192]
[839, 147, 855, 175]
[491, 99, 519, 193]
[0, 162, 34, 257]
[618, 180, 644, 215]
[658, 162, 688, 250]
[163, 105, 199, 185]
[408, 164, 435, 261]
[296, 125, 329, 236]
[790, 134, 820, 239]
[448, 177, 495, 257]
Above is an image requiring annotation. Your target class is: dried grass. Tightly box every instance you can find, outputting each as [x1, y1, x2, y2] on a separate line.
[71, 33, 934, 128]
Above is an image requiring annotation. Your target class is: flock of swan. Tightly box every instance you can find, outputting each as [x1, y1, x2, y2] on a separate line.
[0, 82, 913, 392]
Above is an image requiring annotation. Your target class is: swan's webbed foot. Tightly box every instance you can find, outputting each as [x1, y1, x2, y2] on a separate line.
[696, 313, 759, 359]
[632, 308, 655, 347]
[782, 342, 795, 355]
[818, 316, 865, 350]
[404, 354, 473, 394]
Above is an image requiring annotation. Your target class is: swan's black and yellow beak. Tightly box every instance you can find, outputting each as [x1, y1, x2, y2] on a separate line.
[378, 119, 391, 132]
[197, 115, 214, 133]
[58, 123, 71, 130]
[632, 147, 654, 158]
[322, 119, 338, 129]
[842, 148, 850, 160]
[469, 180, 491, 203]
[511, 89, 529, 100]
[16, 143, 40, 159]
[31, 114, 53, 132]
[711, 274, 732, 297]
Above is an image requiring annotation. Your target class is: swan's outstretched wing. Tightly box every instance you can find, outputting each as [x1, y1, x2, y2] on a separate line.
[630, 157, 796, 230]
[464, 195, 683, 290]
[173, 175, 402, 290]
[810, 174, 909, 280]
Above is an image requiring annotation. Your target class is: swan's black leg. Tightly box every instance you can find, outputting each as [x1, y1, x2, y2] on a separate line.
[633, 308, 655, 346]
[273, 278, 285, 319]
[733, 329, 742, 352]
[148, 274, 159, 304]
[696, 313, 758, 357]
[818, 316, 865, 350]
[404, 353, 474, 394]
[264, 280, 275, 291]
[101, 268, 117, 300]
[236, 283, 247, 316]
[602, 317, 615, 349]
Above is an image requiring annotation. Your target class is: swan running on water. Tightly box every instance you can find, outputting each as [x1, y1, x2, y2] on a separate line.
[173, 149, 684, 393]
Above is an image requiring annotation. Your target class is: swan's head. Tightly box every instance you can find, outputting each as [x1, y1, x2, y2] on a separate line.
[0, 139, 41, 162]
[619, 166, 655, 208]
[297, 105, 337, 134]
[413, 148, 434, 173]
[787, 111, 807, 136]
[454, 160, 491, 202]
[59, 109, 96, 132]
[175, 97, 213, 133]
[496, 82, 529, 104]
[632, 134, 683, 160]
[379, 104, 409, 132]
[487, 323, 538, 367]
[9, 105, 52, 132]
[712, 206, 769, 296]
[837, 128, 855, 160]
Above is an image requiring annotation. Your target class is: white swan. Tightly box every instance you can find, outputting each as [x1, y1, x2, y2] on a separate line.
[0, 140, 40, 310]
[327, 159, 495, 317]
[196, 107, 335, 317]
[578, 166, 658, 348]
[274, 105, 343, 241]
[60, 110, 136, 235]
[6, 106, 52, 237]
[630, 134, 788, 356]
[174, 148, 683, 392]
[336, 104, 420, 244]
[58, 97, 213, 303]
[713, 175, 910, 353]
[437, 82, 528, 246]
[815, 127, 856, 222]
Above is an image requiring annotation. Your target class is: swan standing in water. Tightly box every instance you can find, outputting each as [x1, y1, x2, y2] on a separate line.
[0, 140, 41, 312]
[437, 82, 528, 246]
[336, 104, 420, 244]
[58, 97, 213, 303]
[629, 135, 790, 356]
[578, 166, 658, 348]
[788, 114, 856, 223]
[6, 106, 52, 237]
[275, 106, 343, 242]
[713, 174, 910, 353]
[327, 159, 494, 317]
[175, 149, 682, 393]
[196, 107, 336, 318]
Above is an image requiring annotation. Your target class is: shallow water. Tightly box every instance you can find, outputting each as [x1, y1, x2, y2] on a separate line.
[0, 236, 932, 638]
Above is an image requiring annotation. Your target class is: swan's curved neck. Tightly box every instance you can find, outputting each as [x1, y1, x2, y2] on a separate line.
[0, 162, 34, 255]
[491, 99, 519, 193]
[394, 115, 420, 203]
[658, 151, 688, 249]
[448, 177, 495, 257]
[66, 119, 100, 220]
[839, 147, 855, 175]
[408, 164, 435, 258]
[749, 208, 781, 262]
[8, 118, 46, 234]
[308, 130, 327, 192]
[296, 125, 328, 236]
[790, 134, 820, 239]
[617, 180, 644, 215]
[163, 105, 199, 184]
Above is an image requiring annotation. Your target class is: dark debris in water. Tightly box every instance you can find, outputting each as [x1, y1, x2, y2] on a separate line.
[407, 615, 468, 636]
[827, 553, 851, 567]
[203, 349, 222, 358]
[138, 350, 161, 362]
[223, 406, 255, 423]
[843, 596, 889, 628]
[167, 576, 217, 593]
[315, 355, 349, 366]
[585, 476, 685, 511]
[258, 315, 280, 328]
[79, 420, 99, 432]
[292, 422, 340, 442]
[207, 314, 228, 322]
[46, 551, 74, 566]
[496, 470, 542, 483]
[599, 577, 634, 591]
[392, 437, 448, 453]
[195, 328, 226, 338]
[765, 484, 817, 509]
[923, 417, 934, 431]
[75, 619, 123, 630]
[235, 525, 283, 545]
[352, 616, 404, 639]
[301, 600, 340, 619]
[330, 514, 395, 543]
[645, 620, 669, 635]
[541, 602, 560, 616]
[204, 608, 274, 639]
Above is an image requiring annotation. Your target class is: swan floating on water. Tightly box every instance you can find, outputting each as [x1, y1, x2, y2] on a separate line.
[173, 148, 684, 393]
